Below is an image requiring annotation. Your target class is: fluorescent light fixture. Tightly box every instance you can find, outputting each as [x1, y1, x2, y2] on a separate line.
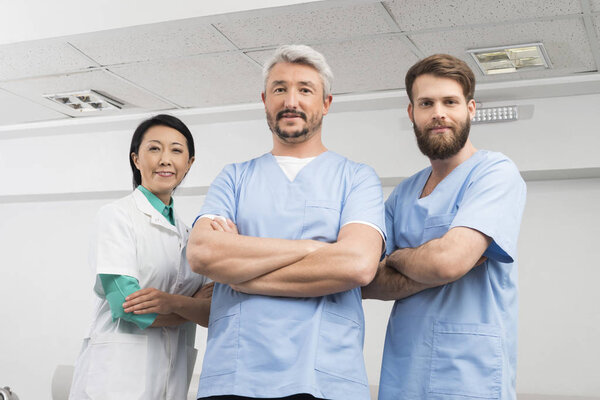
[472, 106, 518, 124]
[43, 90, 123, 112]
[467, 43, 551, 75]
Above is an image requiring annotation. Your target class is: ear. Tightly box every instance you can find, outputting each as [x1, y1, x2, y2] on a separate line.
[261, 92, 266, 105]
[407, 103, 414, 123]
[187, 156, 195, 172]
[322, 94, 333, 116]
[467, 99, 476, 119]
[131, 152, 140, 170]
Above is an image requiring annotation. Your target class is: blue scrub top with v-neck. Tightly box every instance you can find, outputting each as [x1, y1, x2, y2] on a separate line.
[196, 151, 385, 400]
[379, 150, 526, 400]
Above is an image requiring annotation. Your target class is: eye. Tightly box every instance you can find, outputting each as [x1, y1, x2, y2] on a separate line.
[172, 148, 183, 154]
[273, 87, 285, 93]
[149, 146, 160, 151]
[300, 87, 313, 94]
[419, 100, 432, 107]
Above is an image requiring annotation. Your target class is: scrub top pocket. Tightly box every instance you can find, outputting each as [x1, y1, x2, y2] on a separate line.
[315, 302, 368, 385]
[302, 200, 341, 242]
[201, 303, 240, 378]
[422, 213, 455, 243]
[429, 321, 502, 399]
[84, 333, 147, 400]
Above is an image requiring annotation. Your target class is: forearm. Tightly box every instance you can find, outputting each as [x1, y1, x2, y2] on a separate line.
[361, 260, 434, 300]
[168, 294, 211, 327]
[151, 313, 186, 327]
[232, 225, 381, 297]
[187, 219, 322, 284]
[387, 227, 491, 285]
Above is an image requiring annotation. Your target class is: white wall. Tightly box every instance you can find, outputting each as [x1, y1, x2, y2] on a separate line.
[1, 92, 599, 399]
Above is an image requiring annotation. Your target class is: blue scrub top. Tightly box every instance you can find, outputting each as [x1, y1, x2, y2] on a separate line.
[379, 150, 526, 400]
[197, 151, 385, 400]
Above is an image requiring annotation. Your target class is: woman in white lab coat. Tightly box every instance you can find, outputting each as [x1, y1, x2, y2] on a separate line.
[70, 114, 211, 400]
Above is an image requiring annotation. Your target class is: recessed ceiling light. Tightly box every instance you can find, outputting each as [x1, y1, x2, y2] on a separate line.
[43, 90, 124, 112]
[467, 43, 551, 75]
[472, 105, 518, 124]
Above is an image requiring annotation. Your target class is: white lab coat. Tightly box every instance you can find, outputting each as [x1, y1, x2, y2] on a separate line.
[70, 190, 208, 400]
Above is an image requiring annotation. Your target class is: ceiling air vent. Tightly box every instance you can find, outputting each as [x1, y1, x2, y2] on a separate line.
[43, 90, 124, 112]
[467, 43, 551, 75]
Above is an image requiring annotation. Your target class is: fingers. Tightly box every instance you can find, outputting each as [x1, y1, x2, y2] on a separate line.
[226, 219, 239, 234]
[210, 217, 238, 234]
[125, 287, 154, 301]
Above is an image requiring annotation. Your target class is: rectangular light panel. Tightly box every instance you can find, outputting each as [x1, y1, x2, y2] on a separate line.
[472, 106, 518, 124]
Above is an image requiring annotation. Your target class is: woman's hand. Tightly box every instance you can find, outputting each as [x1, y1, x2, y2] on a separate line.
[123, 288, 178, 315]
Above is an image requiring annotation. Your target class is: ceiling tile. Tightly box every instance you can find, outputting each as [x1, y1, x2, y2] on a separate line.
[590, 1, 600, 12]
[409, 18, 596, 83]
[109, 52, 263, 107]
[384, 0, 582, 31]
[248, 35, 420, 94]
[0, 39, 96, 81]
[69, 18, 235, 66]
[0, 89, 67, 125]
[215, 3, 395, 49]
[0, 70, 174, 117]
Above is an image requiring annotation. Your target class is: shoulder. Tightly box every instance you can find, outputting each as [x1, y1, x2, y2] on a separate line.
[389, 166, 430, 199]
[474, 150, 524, 184]
[217, 153, 269, 181]
[96, 192, 137, 225]
[328, 151, 379, 179]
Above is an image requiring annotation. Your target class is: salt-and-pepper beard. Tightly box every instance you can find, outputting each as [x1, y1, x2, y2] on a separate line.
[267, 108, 323, 144]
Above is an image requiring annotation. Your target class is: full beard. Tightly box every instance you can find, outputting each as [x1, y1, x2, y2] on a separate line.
[267, 109, 322, 144]
[413, 116, 470, 160]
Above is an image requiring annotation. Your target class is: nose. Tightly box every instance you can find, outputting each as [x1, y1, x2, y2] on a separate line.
[283, 90, 299, 109]
[159, 150, 172, 166]
[432, 103, 446, 121]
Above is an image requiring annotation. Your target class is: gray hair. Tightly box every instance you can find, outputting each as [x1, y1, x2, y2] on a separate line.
[262, 45, 333, 99]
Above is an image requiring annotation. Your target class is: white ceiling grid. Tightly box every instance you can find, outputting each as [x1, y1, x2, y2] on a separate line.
[0, 0, 599, 126]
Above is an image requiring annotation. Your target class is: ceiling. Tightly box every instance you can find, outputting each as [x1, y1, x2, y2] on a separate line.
[1, 0, 599, 126]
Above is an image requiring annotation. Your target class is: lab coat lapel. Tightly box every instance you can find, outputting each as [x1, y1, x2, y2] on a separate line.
[132, 189, 179, 235]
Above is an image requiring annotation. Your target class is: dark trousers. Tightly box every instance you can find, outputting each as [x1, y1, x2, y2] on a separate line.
[199, 394, 325, 400]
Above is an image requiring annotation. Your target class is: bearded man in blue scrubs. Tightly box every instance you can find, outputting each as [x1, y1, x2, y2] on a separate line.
[362, 54, 526, 400]
[187, 45, 385, 400]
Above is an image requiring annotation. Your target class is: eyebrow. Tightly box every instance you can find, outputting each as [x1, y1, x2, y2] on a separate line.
[269, 80, 317, 88]
[417, 95, 461, 101]
[145, 139, 184, 146]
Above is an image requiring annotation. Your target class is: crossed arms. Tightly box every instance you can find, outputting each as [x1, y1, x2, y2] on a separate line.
[362, 226, 491, 300]
[187, 217, 383, 297]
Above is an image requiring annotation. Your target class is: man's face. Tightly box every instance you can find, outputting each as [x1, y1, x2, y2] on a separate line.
[262, 62, 332, 144]
[408, 74, 475, 160]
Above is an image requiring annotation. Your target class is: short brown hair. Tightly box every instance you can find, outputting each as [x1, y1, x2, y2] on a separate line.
[405, 54, 475, 103]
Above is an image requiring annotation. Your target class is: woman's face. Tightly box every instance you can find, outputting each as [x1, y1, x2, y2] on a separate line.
[131, 125, 194, 204]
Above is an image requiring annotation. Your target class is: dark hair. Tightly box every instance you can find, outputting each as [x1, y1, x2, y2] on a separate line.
[129, 114, 195, 188]
[405, 54, 476, 104]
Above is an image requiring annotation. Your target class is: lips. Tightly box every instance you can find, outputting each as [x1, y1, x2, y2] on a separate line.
[155, 171, 175, 177]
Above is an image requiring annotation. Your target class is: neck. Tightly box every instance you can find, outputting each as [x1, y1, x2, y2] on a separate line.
[271, 130, 327, 157]
[429, 140, 477, 182]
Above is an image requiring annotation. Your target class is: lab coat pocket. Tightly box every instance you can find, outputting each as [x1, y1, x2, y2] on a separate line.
[429, 321, 502, 399]
[200, 303, 240, 378]
[422, 213, 455, 243]
[315, 302, 368, 385]
[84, 333, 147, 400]
[302, 200, 341, 242]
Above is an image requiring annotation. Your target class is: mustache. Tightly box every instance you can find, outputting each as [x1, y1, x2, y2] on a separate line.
[276, 109, 307, 121]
